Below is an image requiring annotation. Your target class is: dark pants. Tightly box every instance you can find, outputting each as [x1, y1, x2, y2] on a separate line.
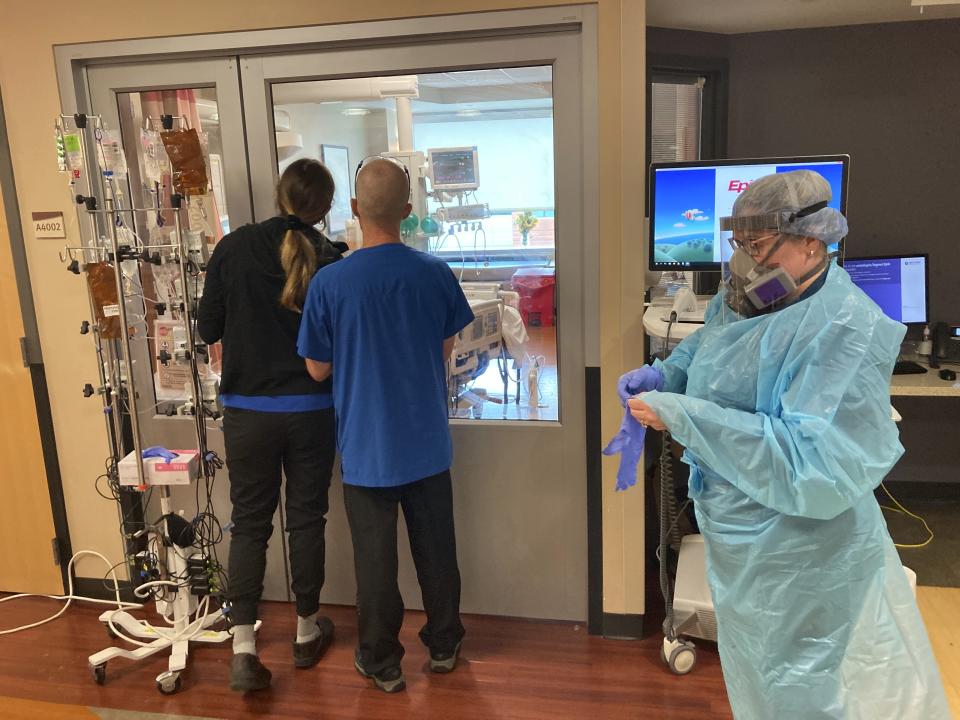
[343, 470, 465, 673]
[223, 406, 336, 626]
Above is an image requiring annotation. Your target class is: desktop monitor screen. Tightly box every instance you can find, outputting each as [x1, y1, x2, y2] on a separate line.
[845, 254, 929, 325]
[649, 155, 849, 271]
[428, 147, 480, 191]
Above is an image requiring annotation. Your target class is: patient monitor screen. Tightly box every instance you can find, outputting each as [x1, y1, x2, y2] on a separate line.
[649, 157, 847, 270]
[429, 147, 480, 190]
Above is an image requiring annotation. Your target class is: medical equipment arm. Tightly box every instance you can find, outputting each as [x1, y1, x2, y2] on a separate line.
[642, 323, 903, 520]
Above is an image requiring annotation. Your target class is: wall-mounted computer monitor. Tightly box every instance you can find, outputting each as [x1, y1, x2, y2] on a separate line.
[649, 155, 849, 271]
[845, 254, 929, 325]
[428, 146, 480, 191]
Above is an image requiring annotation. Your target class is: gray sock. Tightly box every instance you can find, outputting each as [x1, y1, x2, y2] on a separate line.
[296, 612, 320, 644]
[233, 623, 256, 656]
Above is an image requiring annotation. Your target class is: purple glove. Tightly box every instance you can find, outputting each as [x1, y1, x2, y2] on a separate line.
[603, 410, 646, 491]
[604, 365, 663, 491]
[616, 365, 664, 406]
[142, 446, 178, 463]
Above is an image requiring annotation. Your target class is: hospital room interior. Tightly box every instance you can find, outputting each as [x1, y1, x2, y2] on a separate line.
[0, 1, 958, 719]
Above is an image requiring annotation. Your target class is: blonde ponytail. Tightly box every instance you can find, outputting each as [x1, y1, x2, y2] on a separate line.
[275, 158, 336, 311]
[279, 228, 317, 312]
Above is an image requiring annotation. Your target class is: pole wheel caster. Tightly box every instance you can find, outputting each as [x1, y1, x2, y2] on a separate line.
[102, 622, 117, 639]
[92, 663, 107, 685]
[668, 643, 697, 675]
[661, 636, 697, 675]
[157, 671, 182, 695]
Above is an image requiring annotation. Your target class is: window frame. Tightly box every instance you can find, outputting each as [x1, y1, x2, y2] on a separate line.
[645, 53, 728, 217]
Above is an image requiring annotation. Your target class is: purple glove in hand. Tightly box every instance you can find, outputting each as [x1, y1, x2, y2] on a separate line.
[604, 365, 664, 491]
[602, 411, 646, 491]
[616, 365, 664, 405]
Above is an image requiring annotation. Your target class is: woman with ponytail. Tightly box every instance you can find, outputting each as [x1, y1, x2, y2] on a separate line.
[198, 159, 345, 692]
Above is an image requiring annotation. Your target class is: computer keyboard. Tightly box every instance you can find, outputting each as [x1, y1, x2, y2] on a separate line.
[893, 360, 927, 375]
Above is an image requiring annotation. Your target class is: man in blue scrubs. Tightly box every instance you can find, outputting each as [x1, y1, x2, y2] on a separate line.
[298, 157, 474, 693]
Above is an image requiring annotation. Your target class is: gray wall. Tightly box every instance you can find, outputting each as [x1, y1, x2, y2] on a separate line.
[725, 20, 960, 323]
[647, 27, 729, 59]
[648, 21, 960, 484]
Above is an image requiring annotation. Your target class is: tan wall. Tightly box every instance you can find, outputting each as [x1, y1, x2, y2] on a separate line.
[0, 0, 647, 614]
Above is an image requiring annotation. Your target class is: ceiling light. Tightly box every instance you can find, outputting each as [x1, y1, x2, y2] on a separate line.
[456, 109, 481, 117]
[342, 107, 371, 116]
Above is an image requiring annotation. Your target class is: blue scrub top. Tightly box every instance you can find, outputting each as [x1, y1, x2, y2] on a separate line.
[298, 243, 474, 487]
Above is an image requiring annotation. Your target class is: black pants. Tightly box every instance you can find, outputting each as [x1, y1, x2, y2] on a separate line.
[343, 470, 465, 673]
[223, 406, 336, 626]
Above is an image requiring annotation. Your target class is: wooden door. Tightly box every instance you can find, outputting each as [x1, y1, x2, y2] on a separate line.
[0, 176, 62, 595]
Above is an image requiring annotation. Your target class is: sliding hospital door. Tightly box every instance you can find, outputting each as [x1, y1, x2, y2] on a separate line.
[241, 29, 588, 619]
[84, 60, 294, 602]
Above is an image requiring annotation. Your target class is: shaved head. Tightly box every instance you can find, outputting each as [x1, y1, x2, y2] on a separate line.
[354, 159, 410, 230]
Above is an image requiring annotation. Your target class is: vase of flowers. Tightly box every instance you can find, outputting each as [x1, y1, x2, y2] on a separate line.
[515, 210, 539, 246]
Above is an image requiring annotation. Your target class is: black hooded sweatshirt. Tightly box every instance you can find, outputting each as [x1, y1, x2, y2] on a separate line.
[197, 216, 345, 397]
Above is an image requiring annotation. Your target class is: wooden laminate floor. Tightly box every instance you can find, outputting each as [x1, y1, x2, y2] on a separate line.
[0, 598, 729, 720]
[917, 587, 960, 716]
[2, 588, 956, 719]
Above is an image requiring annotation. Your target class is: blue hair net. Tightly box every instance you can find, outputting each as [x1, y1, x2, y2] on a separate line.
[724, 169, 848, 246]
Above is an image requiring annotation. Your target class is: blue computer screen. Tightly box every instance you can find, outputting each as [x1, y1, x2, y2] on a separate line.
[845, 256, 928, 324]
[650, 158, 847, 269]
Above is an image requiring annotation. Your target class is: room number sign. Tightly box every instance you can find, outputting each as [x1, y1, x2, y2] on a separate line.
[32, 211, 66, 239]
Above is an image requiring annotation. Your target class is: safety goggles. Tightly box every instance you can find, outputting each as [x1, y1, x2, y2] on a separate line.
[727, 231, 781, 256]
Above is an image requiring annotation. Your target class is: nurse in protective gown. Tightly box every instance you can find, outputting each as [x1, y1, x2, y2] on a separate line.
[627, 170, 950, 719]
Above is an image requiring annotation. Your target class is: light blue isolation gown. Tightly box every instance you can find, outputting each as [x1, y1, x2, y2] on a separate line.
[642, 264, 950, 720]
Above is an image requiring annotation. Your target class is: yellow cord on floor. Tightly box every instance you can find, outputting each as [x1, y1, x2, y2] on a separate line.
[880, 483, 935, 549]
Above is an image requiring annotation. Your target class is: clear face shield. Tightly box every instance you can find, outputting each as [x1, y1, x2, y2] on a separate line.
[719, 201, 830, 318]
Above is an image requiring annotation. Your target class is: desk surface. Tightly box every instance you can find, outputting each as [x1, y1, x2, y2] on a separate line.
[890, 369, 960, 397]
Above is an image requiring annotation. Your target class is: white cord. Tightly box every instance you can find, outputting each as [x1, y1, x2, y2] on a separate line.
[104, 590, 212, 647]
[0, 550, 142, 635]
[0, 550, 218, 647]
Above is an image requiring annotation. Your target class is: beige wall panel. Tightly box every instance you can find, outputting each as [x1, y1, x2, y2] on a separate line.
[0, 0, 647, 613]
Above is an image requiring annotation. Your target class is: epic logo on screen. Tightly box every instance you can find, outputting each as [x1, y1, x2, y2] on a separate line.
[728, 180, 752, 193]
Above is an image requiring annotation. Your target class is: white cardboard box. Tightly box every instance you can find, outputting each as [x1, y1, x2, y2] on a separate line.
[118, 450, 200, 486]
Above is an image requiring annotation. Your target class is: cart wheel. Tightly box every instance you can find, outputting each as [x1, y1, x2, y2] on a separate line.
[156, 671, 181, 695]
[659, 644, 667, 665]
[667, 642, 697, 675]
[92, 663, 107, 685]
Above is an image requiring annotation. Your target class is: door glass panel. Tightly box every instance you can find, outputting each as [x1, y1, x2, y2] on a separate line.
[270, 66, 558, 421]
[114, 87, 226, 414]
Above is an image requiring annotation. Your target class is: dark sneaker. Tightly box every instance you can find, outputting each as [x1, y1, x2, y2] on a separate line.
[229, 653, 272, 692]
[293, 616, 335, 669]
[354, 653, 406, 693]
[429, 641, 462, 673]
